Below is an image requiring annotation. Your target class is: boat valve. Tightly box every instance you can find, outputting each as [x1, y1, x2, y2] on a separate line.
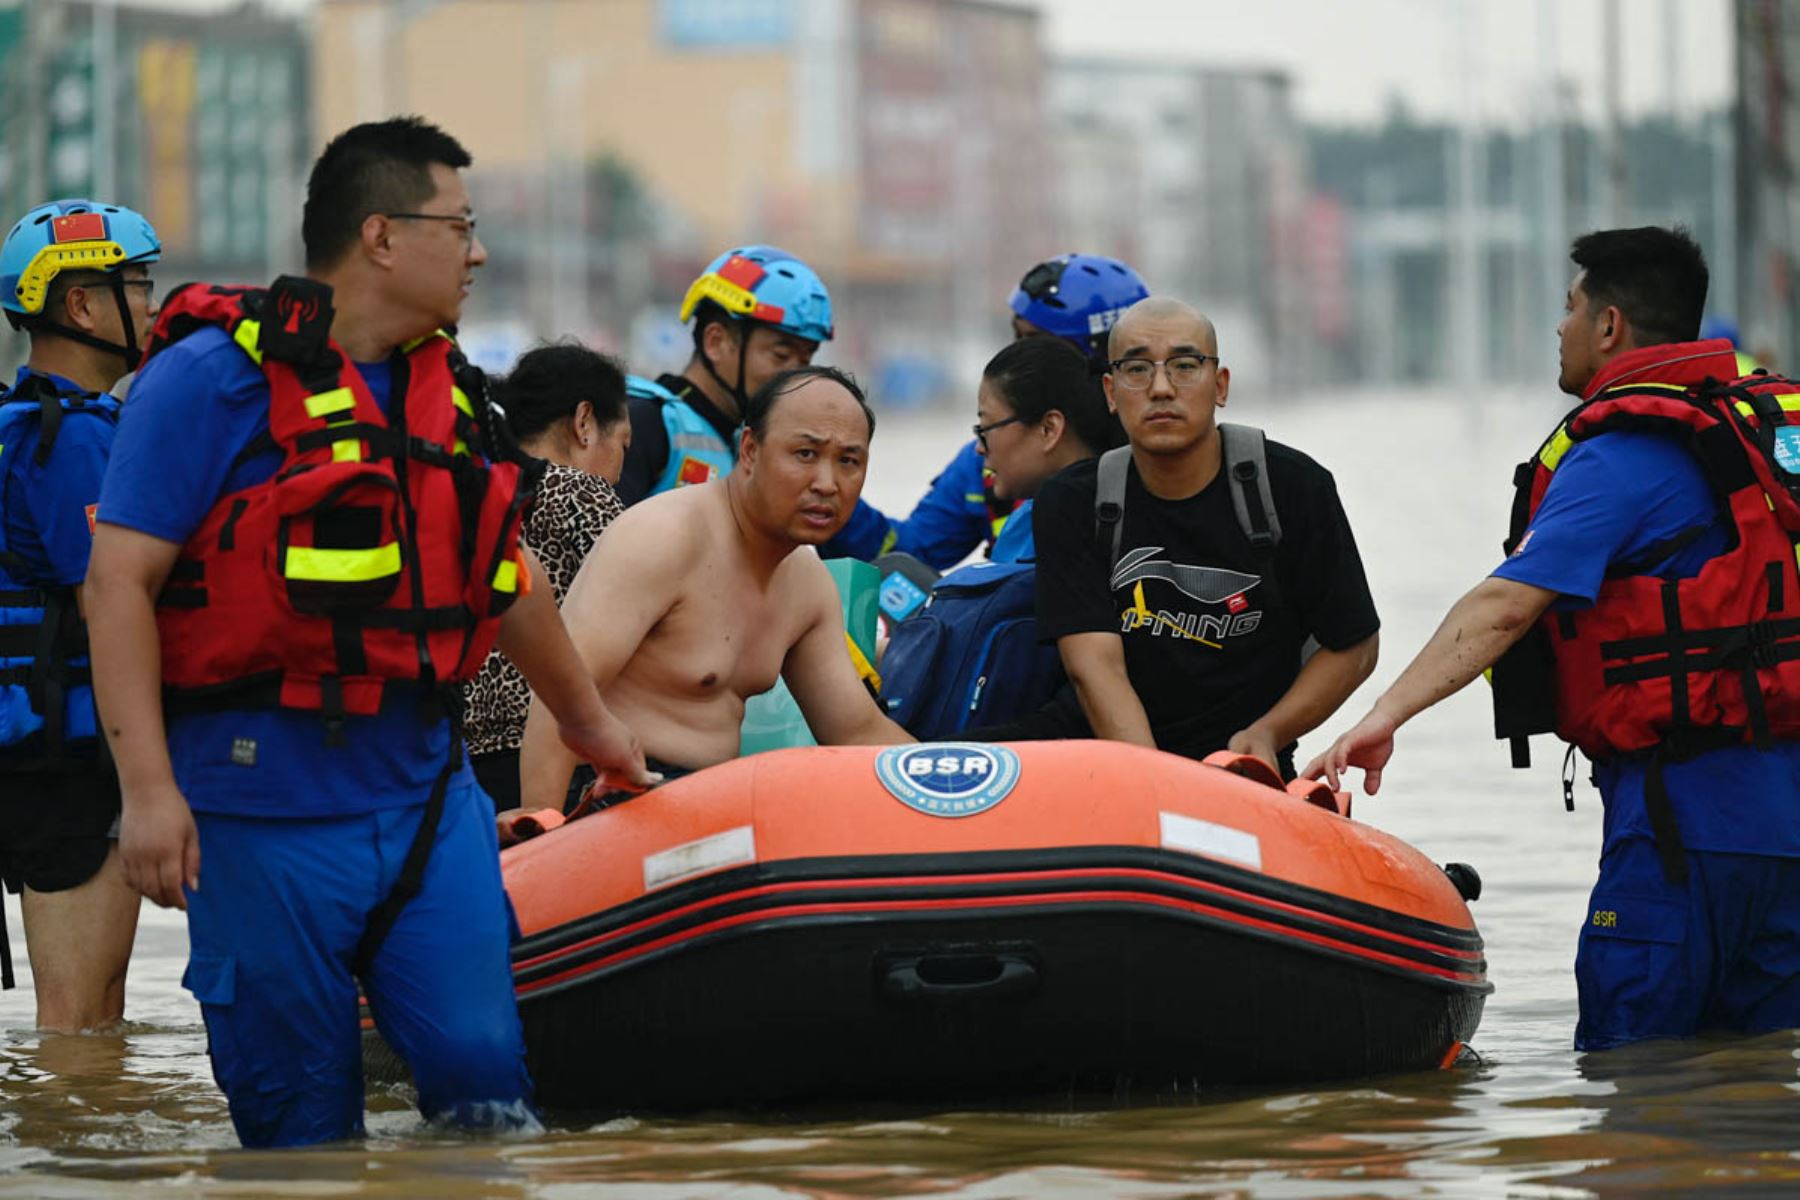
[1442, 862, 1482, 902]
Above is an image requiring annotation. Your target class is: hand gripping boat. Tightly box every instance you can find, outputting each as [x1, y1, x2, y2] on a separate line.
[375, 741, 1490, 1109]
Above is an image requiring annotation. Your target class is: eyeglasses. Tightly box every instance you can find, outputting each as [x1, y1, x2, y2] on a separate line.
[1107, 354, 1217, 390]
[117, 278, 156, 304]
[385, 212, 478, 245]
[973, 415, 1025, 450]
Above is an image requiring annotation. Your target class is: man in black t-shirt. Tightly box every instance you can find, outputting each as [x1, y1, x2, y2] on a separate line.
[1032, 297, 1380, 775]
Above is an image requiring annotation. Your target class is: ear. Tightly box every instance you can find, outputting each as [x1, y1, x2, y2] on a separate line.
[1214, 365, 1230, 408]
[572, 400, 595, 442]
[1597, 304, 1628, 354]
[703, 321, 739, 369]
[1101, 372, 1118, 414]
[59, 282, 100, 332]
[362, 213, 396, 267]
[1039, 408, 1066, 450]
[737, 424, 757, 470]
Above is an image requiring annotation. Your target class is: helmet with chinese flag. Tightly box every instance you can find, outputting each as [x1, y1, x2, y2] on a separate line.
[679, 245, 834, 346]
[0, 198, 162, 365]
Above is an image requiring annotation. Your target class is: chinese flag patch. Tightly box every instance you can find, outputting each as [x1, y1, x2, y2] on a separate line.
[716, 255, 767, 291]
[85, 503, 98, 535]
[51, 212, 107, 244]
[676, 456, 717, 487]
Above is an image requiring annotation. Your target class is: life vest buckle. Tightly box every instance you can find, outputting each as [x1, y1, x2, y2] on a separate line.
[1750, 620, 1780, 668]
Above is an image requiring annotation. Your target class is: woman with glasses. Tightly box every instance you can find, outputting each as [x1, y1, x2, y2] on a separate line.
[464, 341, 632, 812]
[974, 335, 1114, 563]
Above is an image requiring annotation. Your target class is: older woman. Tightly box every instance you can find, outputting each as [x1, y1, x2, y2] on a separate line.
[466, 341, 631, 811]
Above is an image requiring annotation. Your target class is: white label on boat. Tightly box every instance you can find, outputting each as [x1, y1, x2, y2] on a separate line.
[643, 825, 757, 892]
[1159, 811, 1262, 871]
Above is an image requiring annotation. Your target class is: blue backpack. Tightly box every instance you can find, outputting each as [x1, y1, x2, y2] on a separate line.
[878, 560, 1064, 740]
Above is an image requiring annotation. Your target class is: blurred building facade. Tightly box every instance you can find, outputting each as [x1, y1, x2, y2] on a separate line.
[315, 0, 1050, 395]
[1736, 0, 1800, 371]
[0, 0, 309, 364]
[1311, 109, 1740, 388]
[1049, 58, 1316, 392]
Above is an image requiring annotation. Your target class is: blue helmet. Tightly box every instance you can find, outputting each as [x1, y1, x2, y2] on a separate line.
[1009, 253, 1149, 358]
[1, 198, 161, 325]
[679, 244, 834, 345]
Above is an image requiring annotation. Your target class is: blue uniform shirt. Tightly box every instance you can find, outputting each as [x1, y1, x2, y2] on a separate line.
[989, 498, 1034, 564]
[824, 439, 994, 569]
[100, 327, 466, 819]
[2, 368, 114, 587]
[1493, 430, 1800, 857]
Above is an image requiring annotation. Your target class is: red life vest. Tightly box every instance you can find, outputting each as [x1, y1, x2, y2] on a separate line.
[141, 277, 539, 722]
[1505, 343, 1800, 760]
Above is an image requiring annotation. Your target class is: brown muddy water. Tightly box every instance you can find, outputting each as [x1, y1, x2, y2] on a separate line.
[5, 391, 1800, 1198]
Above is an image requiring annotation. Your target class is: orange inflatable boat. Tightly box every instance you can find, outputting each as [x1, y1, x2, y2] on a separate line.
[441, 740, 1489, 1111]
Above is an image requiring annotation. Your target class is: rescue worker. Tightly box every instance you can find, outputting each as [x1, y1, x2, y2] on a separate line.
[84, 117, 651, 1147]
[614, 244, 834, 505]
[823, 252, 1147, 568]
[0, 198, 160, 1031]
[1310, 226, 1800, 1050]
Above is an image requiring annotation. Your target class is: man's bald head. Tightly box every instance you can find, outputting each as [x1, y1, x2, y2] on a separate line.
[1108, 297, 1218, 362]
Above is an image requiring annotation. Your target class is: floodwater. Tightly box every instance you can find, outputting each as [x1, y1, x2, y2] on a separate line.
[6, 388, 1800, 1198]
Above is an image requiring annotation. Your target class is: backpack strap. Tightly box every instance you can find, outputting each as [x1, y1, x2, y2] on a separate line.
[1221, 423, 1281, 556]
[1094, 446, 1132, 571]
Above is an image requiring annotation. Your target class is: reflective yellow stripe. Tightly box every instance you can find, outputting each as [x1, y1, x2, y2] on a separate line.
[1538, 425, 1574, 471]
[284, 543, 400, 582]
[331, 439, 362, 463]
[1734, 394, 1800, 419]
[233, 318, 264, 365]
[491, 555, 519, 594]
[845, 632, 881, 692]
[452, 385, 474, 418]
[304, 387, 356, 419]
[401, 329, 453, 354]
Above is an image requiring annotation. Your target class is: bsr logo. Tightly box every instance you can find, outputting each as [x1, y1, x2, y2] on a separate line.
[907, 754, 992, 780]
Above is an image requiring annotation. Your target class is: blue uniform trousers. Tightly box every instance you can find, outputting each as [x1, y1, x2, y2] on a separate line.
[182, 779, 534, 1147]
[1575, 837, 1800, 1051]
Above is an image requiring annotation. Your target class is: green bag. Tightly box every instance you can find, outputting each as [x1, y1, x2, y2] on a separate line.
[739, 558, 880, 756]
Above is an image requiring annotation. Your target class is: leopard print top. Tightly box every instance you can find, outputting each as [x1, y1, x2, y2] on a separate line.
[463, 463, 624, 756]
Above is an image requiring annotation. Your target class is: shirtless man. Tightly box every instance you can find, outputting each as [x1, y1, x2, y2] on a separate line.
[518, 364, 912, 808]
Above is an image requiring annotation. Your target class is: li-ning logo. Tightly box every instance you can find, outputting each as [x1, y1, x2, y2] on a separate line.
[276, 289, 321, 335]
[1111, 547, 1260, 604]
[875, 743, 1021, 818]
[1112, 546, 1264, 644]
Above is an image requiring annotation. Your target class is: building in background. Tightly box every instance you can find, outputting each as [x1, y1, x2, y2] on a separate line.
[1310, 104, 1739, 388]
[314, 0, 1050, 398]
[0, 0, 309, 363]
[1048, 58, 1311, 393]
[1736, 0, 1799, 371]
